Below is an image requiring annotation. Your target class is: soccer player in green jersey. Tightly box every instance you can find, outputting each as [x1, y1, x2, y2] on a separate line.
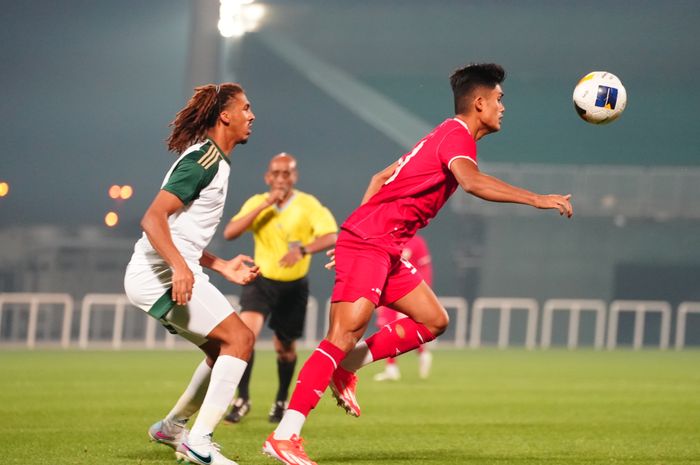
[124, 83, 259, 465]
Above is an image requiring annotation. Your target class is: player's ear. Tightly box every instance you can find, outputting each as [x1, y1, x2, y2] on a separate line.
[219, 110, 230, 126]
[474, 95, 485, 112]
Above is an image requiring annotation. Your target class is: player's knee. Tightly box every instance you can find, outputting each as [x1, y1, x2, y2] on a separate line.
[275, 342, 296, 362]
[277, 350, 296, 363]
[326, 330, 360, 353]
[238, 326, 255, 350]
[219, 325, 254, 359]
[428, 310, 449, 337]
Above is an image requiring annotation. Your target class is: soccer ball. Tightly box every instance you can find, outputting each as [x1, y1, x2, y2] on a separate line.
[572, 71, 627, 124]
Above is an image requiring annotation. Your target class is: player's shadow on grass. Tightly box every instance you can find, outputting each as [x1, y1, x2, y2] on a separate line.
[120, 447, 191, 464]
[321, 449, 568, 463]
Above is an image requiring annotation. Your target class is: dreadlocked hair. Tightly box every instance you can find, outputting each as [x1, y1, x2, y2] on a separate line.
[166, 83, 244, 153]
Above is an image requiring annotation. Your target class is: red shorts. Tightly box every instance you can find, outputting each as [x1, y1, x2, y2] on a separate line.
[331, 229, 423, 306]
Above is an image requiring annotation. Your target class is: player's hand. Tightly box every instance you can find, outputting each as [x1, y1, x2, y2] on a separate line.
[221, 254, 260, 285]
[171, 264, 195, 305]
[279, 247, 303, 267]
[534, 194, 573, 218]
[265, 187, 287, 207]
[324, 248, 336, 270]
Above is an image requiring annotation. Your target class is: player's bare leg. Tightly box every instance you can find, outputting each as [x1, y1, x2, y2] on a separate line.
[342, 281, 447, 370]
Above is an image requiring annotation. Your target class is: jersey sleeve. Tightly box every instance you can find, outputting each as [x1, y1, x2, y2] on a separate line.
[437, 128, 478, 170]
[306, 195, 338, 237]
[162, 157, 213, 205]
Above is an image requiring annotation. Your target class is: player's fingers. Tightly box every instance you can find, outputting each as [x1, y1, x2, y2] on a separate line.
[174, 288, 185, 306]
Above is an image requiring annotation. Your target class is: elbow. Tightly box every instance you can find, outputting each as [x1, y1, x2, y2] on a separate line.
[371, 172, 390, 187]
[223, 226, 241, 241]
[140, 214, 153, 234]
[461, 181, 482, 196]
[323, 233, 338, 247]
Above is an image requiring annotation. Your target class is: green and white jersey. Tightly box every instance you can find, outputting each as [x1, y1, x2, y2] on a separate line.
[129, 139, 230, 269]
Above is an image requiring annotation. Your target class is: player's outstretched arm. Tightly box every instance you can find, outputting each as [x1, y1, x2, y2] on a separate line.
[450, 158, 573, 217]
[200, 251, 260, 285]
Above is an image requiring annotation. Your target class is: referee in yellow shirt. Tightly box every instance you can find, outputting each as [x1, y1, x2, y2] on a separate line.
[223, 152, 337, 423]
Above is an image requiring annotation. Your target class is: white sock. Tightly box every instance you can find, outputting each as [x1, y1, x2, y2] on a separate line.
[165, 359, 211, 424]
[273, 409, 307, 440]
[189, 355, 247, 442]
[339, 341, 373, 372]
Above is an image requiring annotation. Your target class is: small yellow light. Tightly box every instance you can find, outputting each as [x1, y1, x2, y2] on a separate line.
[108, 185, 121, 199]
[120, 185, 133, 200]
[105, 211, 119, 227]
[0, 182, 8, 197]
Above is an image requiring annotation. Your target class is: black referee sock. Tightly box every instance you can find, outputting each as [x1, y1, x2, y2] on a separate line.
[237, 350, 254, 400]
[276, 356, 297, 402]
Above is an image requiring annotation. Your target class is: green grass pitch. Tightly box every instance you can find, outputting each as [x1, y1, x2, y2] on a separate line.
[1, 349, 698, 464]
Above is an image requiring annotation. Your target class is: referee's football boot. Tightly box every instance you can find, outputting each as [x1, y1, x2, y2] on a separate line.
[268, 400, 288, 423]
[223, 397, 251, 424]
[148, 419, 189, 450]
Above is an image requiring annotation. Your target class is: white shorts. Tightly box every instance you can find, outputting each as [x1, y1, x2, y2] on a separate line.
[124, 262, 236, 347]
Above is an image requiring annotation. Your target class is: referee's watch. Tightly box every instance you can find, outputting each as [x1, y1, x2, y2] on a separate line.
[299, 245, 308, 256]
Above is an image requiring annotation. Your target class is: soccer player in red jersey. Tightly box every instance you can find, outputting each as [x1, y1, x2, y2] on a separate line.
[262, 63, 573, 465]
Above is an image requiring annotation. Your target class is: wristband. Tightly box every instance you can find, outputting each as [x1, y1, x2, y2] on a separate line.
[299, 245, 307, 256]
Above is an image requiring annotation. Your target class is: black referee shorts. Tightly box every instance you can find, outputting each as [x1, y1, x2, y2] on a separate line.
[239, 275, 309, 344]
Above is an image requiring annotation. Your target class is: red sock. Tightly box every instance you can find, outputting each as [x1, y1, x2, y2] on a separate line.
[365, 318, 435, 362]
[288, 340, 346, 416]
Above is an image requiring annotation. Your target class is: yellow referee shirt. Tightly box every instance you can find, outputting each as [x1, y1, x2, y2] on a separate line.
[232, 190, 338, 281]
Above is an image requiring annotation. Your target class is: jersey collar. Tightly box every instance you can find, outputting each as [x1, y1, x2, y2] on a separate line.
[206, 138, 230, 165]
[274, 190, 297, 212]
[452, 117, 472, 135]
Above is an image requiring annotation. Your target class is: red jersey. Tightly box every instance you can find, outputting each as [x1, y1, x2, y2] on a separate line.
[343, 118, 477, 243]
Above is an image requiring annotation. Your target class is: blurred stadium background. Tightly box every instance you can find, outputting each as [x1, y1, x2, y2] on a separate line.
[1, 0, 700, 349]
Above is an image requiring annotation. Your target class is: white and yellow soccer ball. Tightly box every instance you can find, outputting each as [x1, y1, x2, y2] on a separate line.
[573, 71, 627, 124]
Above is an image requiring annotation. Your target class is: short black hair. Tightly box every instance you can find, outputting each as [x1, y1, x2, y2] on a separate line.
[449, 63, 506, 114]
